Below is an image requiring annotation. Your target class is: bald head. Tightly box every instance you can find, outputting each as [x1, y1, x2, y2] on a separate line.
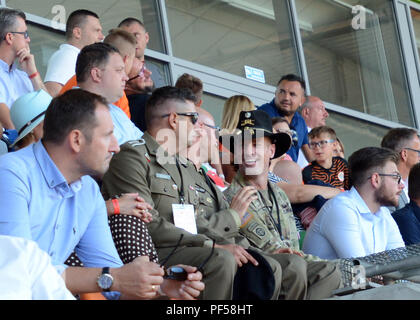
[197, 108, 219, 164]
[198, 108, 215, 126]
[300, 96, 329, 128]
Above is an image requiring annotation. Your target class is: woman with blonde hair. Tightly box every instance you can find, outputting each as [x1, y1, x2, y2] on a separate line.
[220, 95, 256, 134]
[219, 95, 256, 182]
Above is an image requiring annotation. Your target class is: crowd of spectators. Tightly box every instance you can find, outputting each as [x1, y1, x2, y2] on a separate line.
[0, 7, 418, 301]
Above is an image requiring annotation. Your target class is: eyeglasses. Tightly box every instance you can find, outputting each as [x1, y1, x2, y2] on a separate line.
[308, 139, 335, 149]
[404, 147, 420, 156]
[375, 173, 402, 184]
[128, 63, 145, 82]
[203, 123, 220, 131]
[157, 234, 215, 279]
[9, 31, 29, 39]
[161, 112, 199, 125]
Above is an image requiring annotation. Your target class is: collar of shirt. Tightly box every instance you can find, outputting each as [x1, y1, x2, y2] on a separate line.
[33, 141, 82, 197]
[348, 186, 388, 221]
[143, 131, 176, 166]
[0, 58, 16, 73]
[402, 178, 409, 199]
[267, 98, 302, 127]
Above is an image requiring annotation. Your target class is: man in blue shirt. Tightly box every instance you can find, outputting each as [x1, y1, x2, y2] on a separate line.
[0, 8, 48, 128]
[303, 147, 405, 259]
[76, 40, 143, 146]
[258, 74, 312, 162]
[393, 163, 420, 245]
[0, 89, 204, 299]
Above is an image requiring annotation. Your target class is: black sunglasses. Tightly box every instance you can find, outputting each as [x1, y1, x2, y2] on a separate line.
[161, 112, 199, 125]
[203, 123, 220, 131]
[127, 63, 145, 82]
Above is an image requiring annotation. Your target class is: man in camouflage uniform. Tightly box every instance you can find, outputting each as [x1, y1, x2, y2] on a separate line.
[223, 110, 342, 299]
[179, 107, 340, 299]
[102, 86, 286, 299]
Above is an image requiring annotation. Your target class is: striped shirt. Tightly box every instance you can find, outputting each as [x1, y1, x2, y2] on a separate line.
[302, 157, 350, 191]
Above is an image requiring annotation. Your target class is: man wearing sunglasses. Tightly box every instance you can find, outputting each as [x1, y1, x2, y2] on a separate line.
[0, 9, 47, 120]
[381, 127, 420, 213]
[102, 86, 281, 299]
[303, 147, 405, 260]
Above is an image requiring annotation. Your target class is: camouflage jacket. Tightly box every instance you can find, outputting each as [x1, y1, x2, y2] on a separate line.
[224, 171, 322, 261]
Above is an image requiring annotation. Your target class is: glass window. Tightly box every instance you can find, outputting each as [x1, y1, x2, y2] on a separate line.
[145, 56, 170, 88]
[411, 7, 420, 63]
[326, 110, 389, 160]
[27, 23, 64, 80]
[6, 0, 166, 53]
[296, 0, 414, 127]
[201, 92, 226, 127]
[165, 0, 300, 86]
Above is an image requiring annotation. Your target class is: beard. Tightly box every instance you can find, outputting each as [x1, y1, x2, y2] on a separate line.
[374, 184, 399, 208]
[275, 102, 296, 117]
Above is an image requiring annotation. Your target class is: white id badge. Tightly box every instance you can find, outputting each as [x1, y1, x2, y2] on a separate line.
[172, 204, 197, 234]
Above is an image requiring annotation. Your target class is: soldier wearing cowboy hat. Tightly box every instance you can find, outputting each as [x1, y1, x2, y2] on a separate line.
[224, 109, 342, 300]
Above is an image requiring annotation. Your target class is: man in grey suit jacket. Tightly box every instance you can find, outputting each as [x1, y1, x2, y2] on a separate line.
[381, 128, 420, 213]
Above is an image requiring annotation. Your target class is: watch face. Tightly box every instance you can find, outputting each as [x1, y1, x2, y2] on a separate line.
[98, 273, 113, 290]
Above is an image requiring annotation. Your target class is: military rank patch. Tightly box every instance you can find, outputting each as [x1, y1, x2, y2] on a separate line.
[155, 173, 171, 180]
[255, 227, 266, 237]
[145, 153, 151, 162]
[240, 211, 253, 228]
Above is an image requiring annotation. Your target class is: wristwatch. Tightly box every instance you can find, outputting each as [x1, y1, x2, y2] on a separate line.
[97, 267, 113, 292]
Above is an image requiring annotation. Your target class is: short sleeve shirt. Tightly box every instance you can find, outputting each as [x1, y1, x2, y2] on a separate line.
[44, 44, 80, 85]
[258, 99, 308, 161]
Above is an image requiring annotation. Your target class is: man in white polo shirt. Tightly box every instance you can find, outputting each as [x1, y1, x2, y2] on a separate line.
[303, 147, 405, 260]
[44, 9, 104, 97]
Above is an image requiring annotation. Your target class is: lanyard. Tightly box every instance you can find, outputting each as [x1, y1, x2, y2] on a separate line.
[258, 184, 283, 240]
[175, 157, 185, 204]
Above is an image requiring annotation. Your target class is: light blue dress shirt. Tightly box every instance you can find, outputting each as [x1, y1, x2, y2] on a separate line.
[0, 141, 123, 272]
[108, 103, 143, 145]
[302, 187, 404, 260]
[0, 59, 33, 107]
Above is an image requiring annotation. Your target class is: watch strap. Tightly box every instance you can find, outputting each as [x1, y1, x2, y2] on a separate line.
[99, 267, 112, 292]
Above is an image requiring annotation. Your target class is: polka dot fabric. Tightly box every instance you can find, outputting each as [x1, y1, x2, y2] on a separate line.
[108, 215, 159, 264]
[65, 252, 83, 267]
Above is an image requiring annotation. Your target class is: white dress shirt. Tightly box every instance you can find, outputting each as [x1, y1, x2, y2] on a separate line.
[0, 235, 75, 300]
[0, 59, 33, 108]
[297, 126, 311, 169]
[303, 187, 404, 260]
